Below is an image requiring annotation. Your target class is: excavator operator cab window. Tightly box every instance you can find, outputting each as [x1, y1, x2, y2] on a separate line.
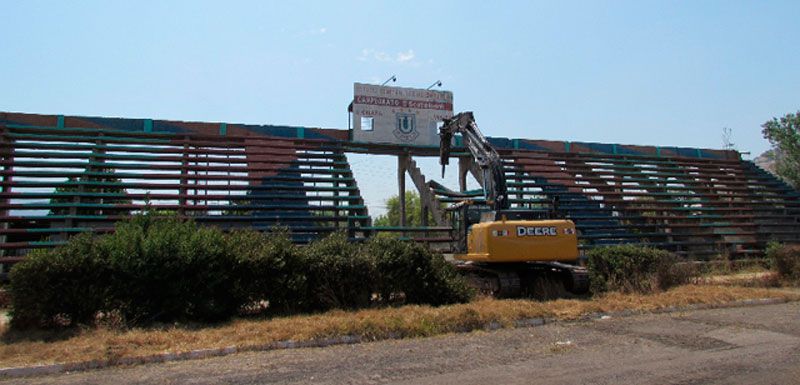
[466, 206, 487, 226]
[449, 204, 488, 254]
[450, 208, 466, 253]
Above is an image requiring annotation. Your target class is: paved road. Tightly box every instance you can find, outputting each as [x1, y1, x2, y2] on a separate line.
[6, 302, 800, 385]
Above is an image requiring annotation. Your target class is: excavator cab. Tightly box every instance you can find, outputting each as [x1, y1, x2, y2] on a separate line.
[446, 202, 488, 254]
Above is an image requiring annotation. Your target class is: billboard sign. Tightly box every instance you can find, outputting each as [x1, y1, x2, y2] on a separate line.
[350, 82, 453, 146]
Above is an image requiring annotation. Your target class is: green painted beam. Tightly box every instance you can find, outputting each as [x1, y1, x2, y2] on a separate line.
[6, 131, 171, 144]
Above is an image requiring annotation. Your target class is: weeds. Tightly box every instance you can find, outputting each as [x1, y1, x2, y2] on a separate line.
[767, 243, 800, 283]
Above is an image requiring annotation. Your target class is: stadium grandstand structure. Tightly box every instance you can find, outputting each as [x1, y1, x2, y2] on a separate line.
[0, 112, 370, 263]
[439, 137, 800, 257]
[1, 111, 798, 264]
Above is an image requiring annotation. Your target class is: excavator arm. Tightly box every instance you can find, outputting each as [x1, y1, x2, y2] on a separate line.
[438, 111, 509, 211]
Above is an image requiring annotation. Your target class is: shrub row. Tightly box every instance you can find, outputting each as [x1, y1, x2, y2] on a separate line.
[9, 215, 472, 329]
[586, 245, 695, 294]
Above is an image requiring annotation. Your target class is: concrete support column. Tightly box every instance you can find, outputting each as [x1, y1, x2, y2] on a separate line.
[458, 156, 470, 192]
[398, 154, 407, 228]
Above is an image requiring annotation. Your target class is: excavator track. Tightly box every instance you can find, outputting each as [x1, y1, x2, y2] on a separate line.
[455, 261, 589, 299]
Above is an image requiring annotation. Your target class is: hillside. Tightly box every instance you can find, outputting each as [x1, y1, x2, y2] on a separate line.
[754, 149, 777, 174]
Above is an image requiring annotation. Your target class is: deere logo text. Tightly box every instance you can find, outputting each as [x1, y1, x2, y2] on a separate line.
[516, 226, 558, 236]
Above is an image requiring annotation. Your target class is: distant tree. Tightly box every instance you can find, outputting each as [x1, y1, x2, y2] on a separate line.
[373, 191, 437, 227]
[762, 112, 800, 188]
[221, 199, 252, 216]
[48, 167, 131, 216]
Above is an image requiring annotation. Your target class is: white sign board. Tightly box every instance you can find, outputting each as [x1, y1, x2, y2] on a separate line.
[351, 83, 453, 146]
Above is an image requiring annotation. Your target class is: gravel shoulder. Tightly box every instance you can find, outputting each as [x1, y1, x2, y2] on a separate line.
[5, 301, 800, 385]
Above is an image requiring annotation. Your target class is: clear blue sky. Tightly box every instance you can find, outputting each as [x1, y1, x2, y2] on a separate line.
[2, 1, 799, 214]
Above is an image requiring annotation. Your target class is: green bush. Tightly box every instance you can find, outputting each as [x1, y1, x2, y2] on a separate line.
[10, 215, 249, 327]
[767, 243, 800, 283]
[8, 216, 475, 329]
[587, 245, 693, 294]
[99, 215, 240, 323]
[367, 236, 472, 305]
[9, 234, 110, 328]
[300, 232, 376, 312]
[228, 228, 306, 314]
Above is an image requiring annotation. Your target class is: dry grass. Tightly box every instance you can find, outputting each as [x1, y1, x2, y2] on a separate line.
[701, 256, 772, 276]
[695, 271, 781, 287]
[1, 284, 798, 368]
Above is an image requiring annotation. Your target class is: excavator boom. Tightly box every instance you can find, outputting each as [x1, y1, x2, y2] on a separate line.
[438, 111, 508, 211]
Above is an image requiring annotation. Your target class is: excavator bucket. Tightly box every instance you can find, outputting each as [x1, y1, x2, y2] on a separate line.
[439, 125, 453, 177]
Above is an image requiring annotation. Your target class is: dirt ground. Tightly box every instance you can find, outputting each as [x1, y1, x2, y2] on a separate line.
[5, 301, 800, 385]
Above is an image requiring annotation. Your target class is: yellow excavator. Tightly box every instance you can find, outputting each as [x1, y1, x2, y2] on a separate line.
[434, 112, 589, 297]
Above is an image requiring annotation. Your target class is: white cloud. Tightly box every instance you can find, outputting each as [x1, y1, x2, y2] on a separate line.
[396, 49, 415, 63]
[358, 48, 419, 65]
[300, 27, 328, 36]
